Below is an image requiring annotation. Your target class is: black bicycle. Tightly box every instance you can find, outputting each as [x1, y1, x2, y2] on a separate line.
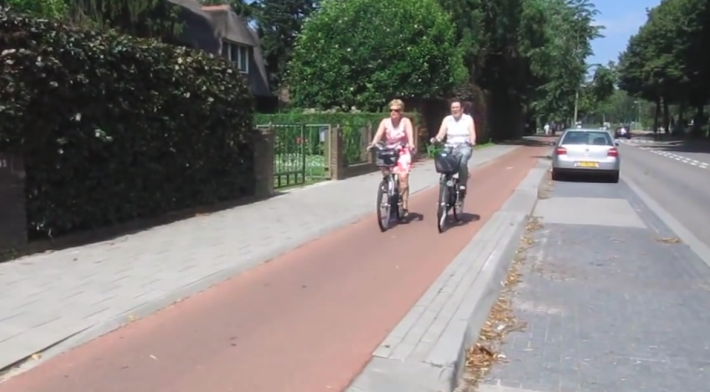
[371, 142, 407, 232]
[432, 143, 470, 233]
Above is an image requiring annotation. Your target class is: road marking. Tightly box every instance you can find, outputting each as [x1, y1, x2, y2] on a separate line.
[635, 146, 709, 170]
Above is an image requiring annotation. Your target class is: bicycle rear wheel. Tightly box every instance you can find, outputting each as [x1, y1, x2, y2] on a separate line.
[437, 181, 449, 233]
[377, 179, 391, 232]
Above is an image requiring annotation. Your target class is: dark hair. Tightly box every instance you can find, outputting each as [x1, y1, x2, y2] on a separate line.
[449, 98, 463, 106]
[462, 101, 473, 115]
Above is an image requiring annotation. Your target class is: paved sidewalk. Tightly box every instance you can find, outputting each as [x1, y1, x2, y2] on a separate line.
[0, 145, 518, 374]
[478, 177, 710, 392]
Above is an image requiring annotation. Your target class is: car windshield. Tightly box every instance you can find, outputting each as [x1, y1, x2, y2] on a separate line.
[561, 131, 613, 146]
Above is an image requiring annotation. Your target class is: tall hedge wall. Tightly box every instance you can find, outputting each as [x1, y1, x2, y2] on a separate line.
[0, 9, 256, 239]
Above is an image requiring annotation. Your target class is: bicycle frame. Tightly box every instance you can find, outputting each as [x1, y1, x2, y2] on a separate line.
[434, 142, 469, 232]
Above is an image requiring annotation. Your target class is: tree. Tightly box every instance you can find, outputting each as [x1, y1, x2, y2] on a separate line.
[256, 0, 318, 92]
[0, 0, 67, 19]
[287, 0, 467, 111]
[617, 0, 710, 134]
[434, 0, 601, 138]
[0, 0, 185, 40]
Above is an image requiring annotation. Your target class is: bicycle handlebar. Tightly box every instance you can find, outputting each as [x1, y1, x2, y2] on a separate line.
[429, 138, 473, 148]
[368, 141, 409, 150]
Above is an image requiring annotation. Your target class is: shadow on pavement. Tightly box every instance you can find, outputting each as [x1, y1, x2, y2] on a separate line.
[554, 174, 614, 184]
[496, 137, 557, 147]
[400, 212, 424, 224]
[450, 213, 481, 228]
[1, 194, 271, 263]
[641, 138, 710, 155]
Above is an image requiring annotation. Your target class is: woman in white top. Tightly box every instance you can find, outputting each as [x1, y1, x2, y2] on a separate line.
[430, 99, 477, 194]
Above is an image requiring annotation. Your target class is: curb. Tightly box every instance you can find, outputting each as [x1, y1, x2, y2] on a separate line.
[346, 158, 551, 392]
[0, 146, 521, 381]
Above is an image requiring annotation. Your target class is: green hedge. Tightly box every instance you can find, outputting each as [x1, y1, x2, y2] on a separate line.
[255, 112, 423, 165]
[0, 10, 255, 239]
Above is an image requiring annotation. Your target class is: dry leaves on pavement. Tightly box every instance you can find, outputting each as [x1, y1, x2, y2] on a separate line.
[656, 237, 681, 244]
[463, 217, 542, 389]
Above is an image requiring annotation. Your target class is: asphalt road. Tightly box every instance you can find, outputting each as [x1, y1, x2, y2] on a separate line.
[619, 139, 710, 250]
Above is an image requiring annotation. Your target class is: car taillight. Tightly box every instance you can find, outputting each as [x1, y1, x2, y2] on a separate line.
[555, 147, 567, 155]
[608, 147, 618, 157]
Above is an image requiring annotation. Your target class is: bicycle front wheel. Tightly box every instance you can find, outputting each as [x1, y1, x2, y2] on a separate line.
[437, 182, 449, 233]
[453, 183, 464, 221]
[377, 179, 391, 232]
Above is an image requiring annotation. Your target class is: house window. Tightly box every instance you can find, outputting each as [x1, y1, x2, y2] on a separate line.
[223, 41, 249, 74]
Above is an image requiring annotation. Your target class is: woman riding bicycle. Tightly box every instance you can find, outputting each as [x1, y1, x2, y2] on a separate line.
[430, 99, 477, 195]
[368, 99, 415, 217]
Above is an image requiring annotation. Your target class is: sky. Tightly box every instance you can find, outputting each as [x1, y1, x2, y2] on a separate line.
[588, 0, 661, 65]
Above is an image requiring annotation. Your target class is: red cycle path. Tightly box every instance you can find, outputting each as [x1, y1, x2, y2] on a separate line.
[1, 146, 546, 392]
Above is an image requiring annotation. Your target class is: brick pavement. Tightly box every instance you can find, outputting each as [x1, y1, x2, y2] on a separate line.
[0, 145, 518, 374]
[478, 179, 710, 392]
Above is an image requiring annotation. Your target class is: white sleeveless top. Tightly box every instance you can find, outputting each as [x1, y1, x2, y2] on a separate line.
[444, 114, 473, 144]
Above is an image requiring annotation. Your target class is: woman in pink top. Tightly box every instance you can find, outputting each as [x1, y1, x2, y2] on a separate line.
[368, 99, 415, 216]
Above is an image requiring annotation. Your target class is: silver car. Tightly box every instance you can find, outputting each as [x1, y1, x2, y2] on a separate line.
[551, 128, 620, 183]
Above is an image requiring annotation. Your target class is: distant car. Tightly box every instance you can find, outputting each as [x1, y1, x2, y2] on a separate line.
[551, 128, 620, 183]
[615, 126, 631, 139]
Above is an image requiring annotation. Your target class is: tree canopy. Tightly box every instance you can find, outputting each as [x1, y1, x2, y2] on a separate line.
[286, 0, 467, 111]
[3, 0, 617, 139]
[617, 0, 710, 133]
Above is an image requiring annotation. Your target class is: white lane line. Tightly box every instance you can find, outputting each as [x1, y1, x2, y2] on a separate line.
[635, 146, 709, 170]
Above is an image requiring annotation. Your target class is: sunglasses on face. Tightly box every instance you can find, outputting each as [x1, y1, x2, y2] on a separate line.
[390, 108, 402, 113]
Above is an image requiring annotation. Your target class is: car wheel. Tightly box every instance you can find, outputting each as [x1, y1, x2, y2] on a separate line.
[551, 169, 562, 181]
[610, 171, 620, 183]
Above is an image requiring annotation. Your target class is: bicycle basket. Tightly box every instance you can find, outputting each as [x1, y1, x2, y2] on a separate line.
[434, 151, 460, 174]
[375, 148, 399, 167]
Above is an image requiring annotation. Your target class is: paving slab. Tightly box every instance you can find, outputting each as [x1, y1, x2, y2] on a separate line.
[479, 175, 710, 392]
[0, 145, 519, 375]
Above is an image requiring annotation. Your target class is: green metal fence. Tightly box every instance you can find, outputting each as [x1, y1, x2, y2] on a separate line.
[257, 123, 329, 189]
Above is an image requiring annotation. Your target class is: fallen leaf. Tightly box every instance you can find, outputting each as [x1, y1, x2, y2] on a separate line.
[657, 237, 681, 244]
[463, 216, 539, 388]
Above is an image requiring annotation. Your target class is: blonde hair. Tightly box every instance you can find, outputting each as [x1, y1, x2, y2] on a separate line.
[388, 99, 405, 111]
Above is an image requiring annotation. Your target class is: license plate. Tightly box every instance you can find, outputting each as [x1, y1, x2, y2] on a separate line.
[576, 161, 598, 167]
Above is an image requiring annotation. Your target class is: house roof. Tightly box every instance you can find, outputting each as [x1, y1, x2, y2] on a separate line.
[166, 0, 271, 97]
[200, 5, 257, 47]
[167, 0, 256, 46]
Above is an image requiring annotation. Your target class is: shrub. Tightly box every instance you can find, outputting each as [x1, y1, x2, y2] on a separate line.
[0, 9, 255, 239]
[286, 0, 468, 111]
